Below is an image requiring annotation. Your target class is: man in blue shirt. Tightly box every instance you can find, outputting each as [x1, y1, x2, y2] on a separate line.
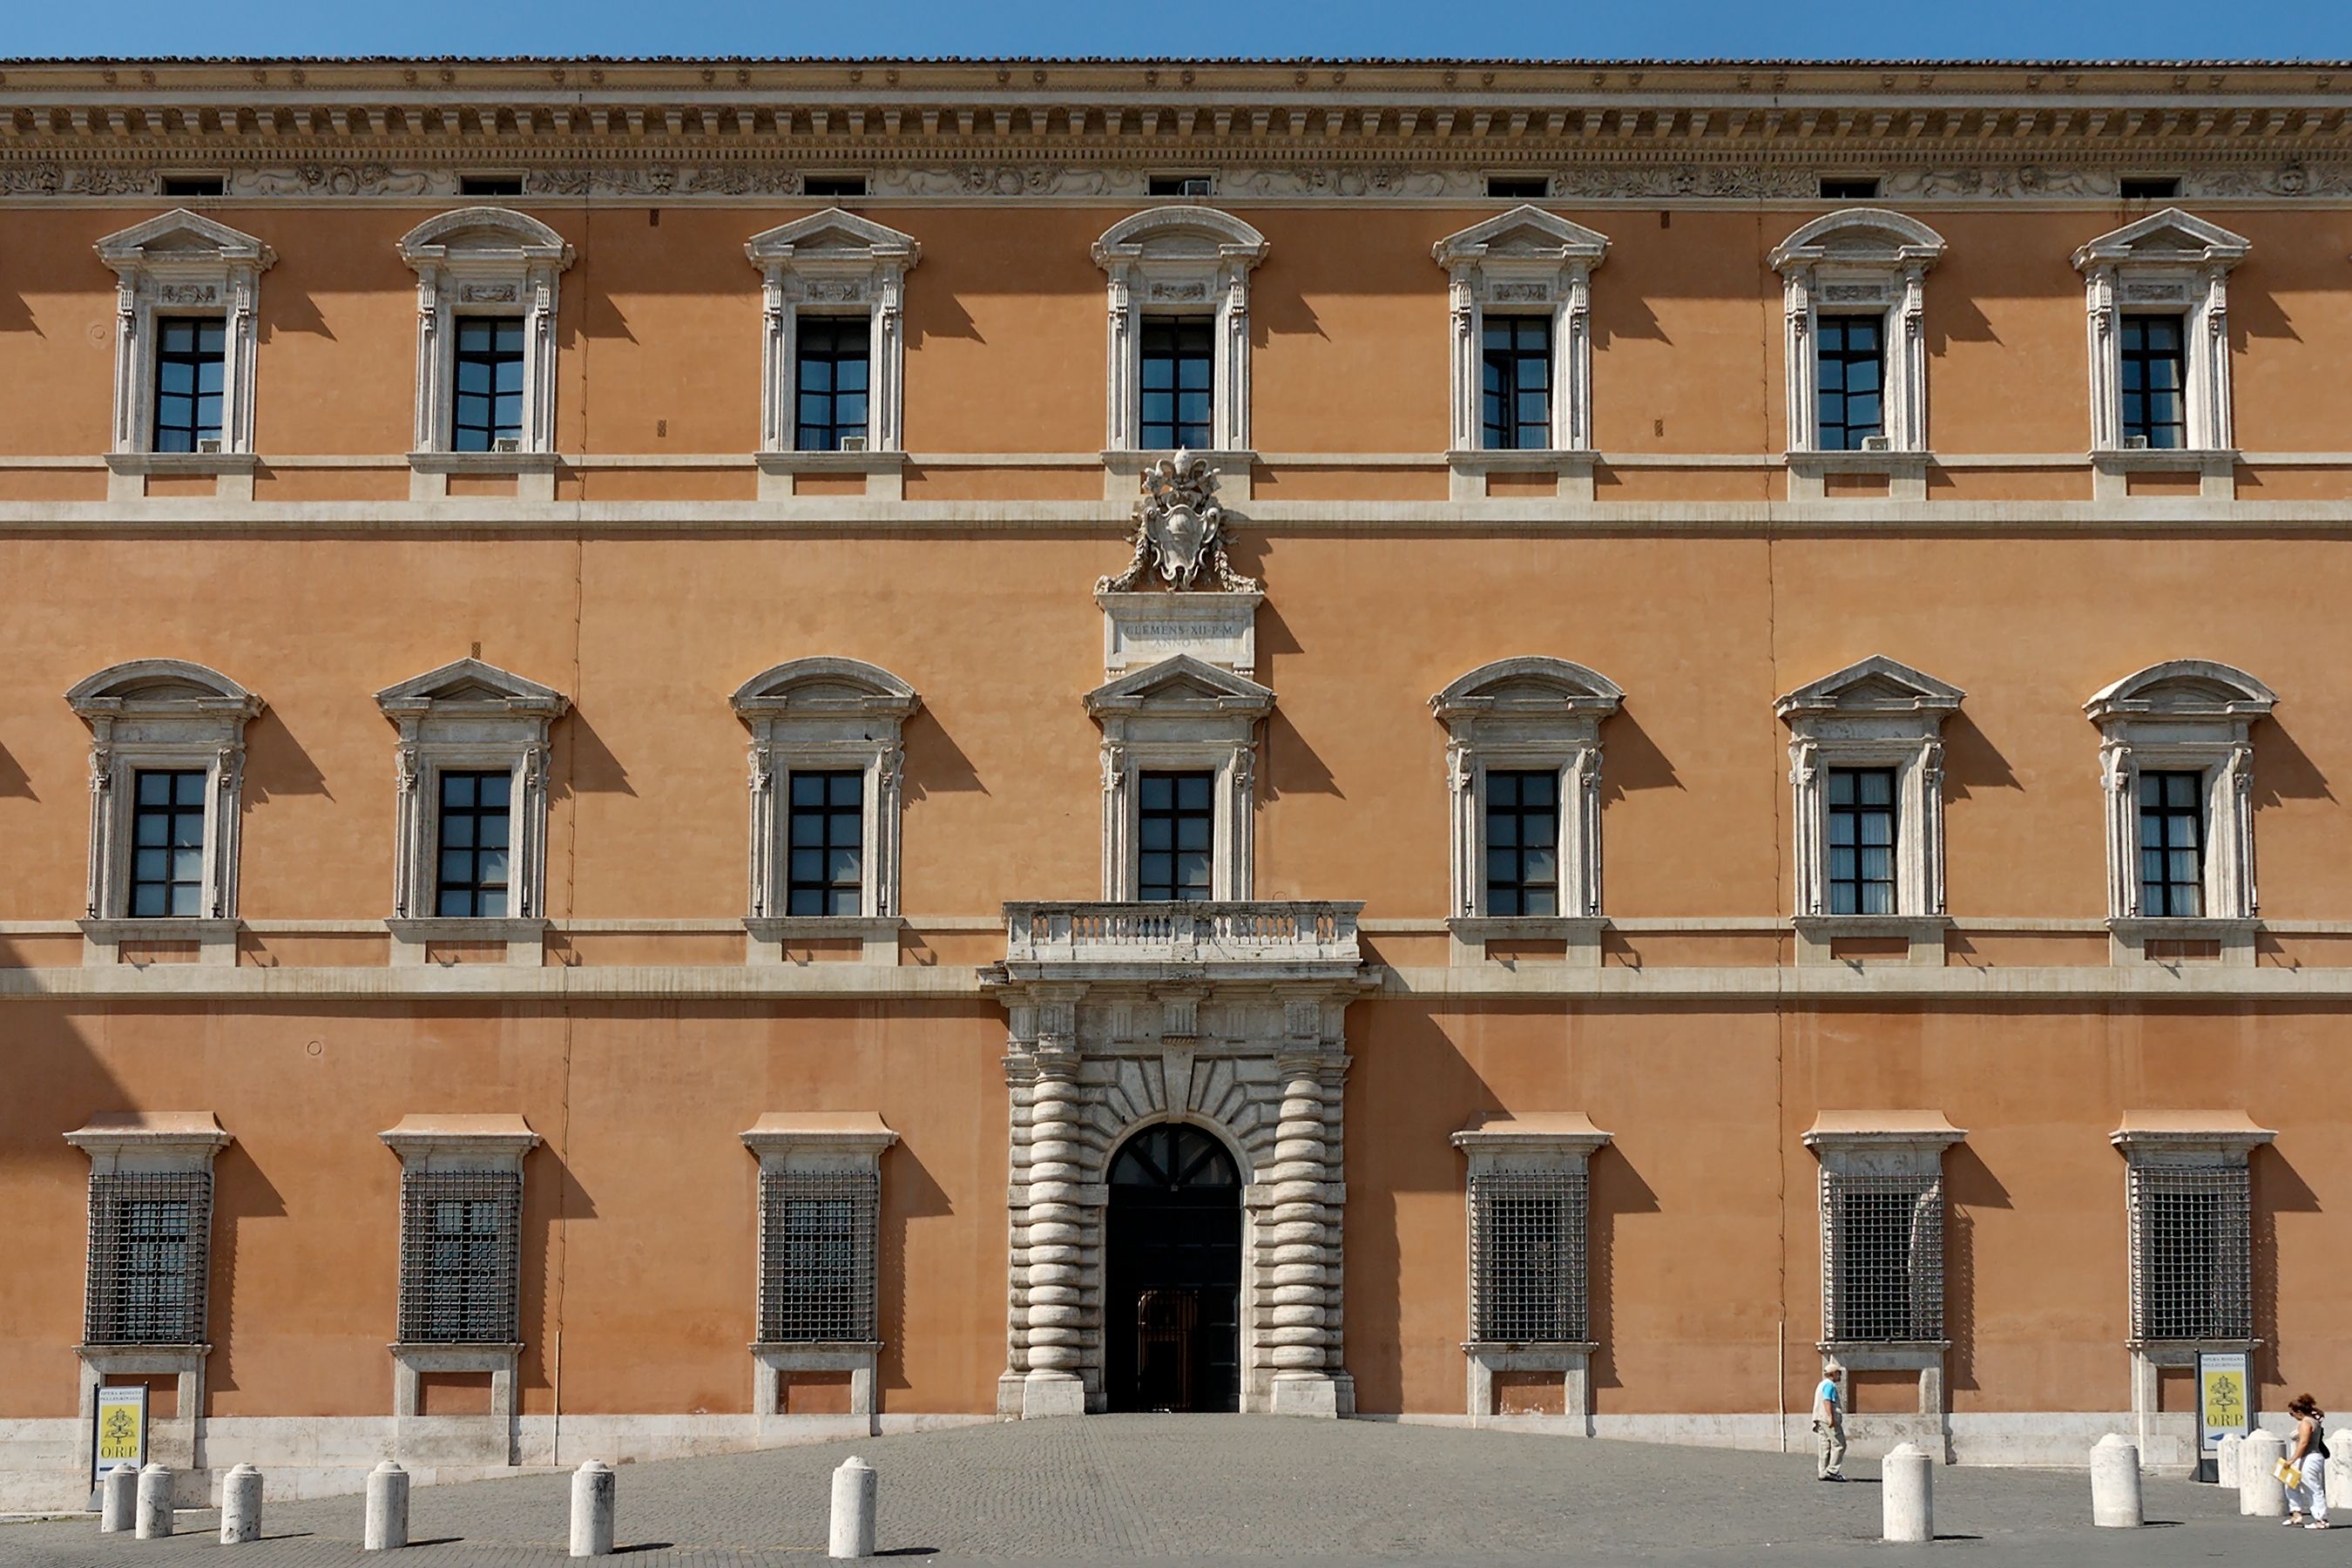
[1814, 1362, 1847, 1481]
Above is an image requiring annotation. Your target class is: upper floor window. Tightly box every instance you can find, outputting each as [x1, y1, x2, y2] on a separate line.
[96, 211, 274, 460]
[1820, 178, 1881, 199]
[1433, 209, 1609, 458]
[1139, 321, 1214, 451]
[802, 176, 868, 198]
[1148, 174, 1213, 198]
[2119, 315, 2187, 449]
[152, 318, 226, 453]
[1482, 317, 1553, 451]
[1484, 769, 1560, 916]
[1776, 656, 1963, 924]
[2120, 176, 2181, 201]
[1485, 175, 1551, 199]
[457, 176, 525, 197]
[1139, 770, 1215, 902]
[1094, 208, 1267, 453]
[376, 659, 569, 926]
[747, 211, 920, 457]
[68, 660, 264, 934]
[132, 770, 208, 918]
[436, 770, 513, 917]
[1814, 316, 1884, 451]
[452, 317, 526, 452]
[1826, 767, 1897, 915]
[2085, 660, 2274, 931]
[1768, 210, 1945, 456]
[2074, 209, 2248, 456]
[788, 770, 865, 916]
[398, 208, 573, 458]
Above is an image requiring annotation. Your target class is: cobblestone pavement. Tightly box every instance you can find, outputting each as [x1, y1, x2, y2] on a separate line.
[0, 1416, 2315, 1565]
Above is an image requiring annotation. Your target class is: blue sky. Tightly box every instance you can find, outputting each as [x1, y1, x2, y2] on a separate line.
[8, 0, 2352, 64]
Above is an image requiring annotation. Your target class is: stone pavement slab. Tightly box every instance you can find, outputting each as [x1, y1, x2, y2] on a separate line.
[0, 1415, 2318, 1565]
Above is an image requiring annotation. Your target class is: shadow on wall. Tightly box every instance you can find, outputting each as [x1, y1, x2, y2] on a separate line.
[206, 1140, 289, 1402]
[0, 741, 36, 800]
[878, 1140, 954, 1399]
[2254, 715, 2334, 808]
[2254, 1142, 2320, 1392]
[256, 289, 335, 342]
[242, 709, 329, 801]
[555, 711, 636, 800]
[1597, 706, 1680, 801]
[1263, 711, 1341, 801]
[1586, 1140, 1661, 1402]
[1940, 1143, 2013, 1396]
[518, 1142, 600, 1402]
[902, 708, 987, 799]
[1940, 710, 2019, 800]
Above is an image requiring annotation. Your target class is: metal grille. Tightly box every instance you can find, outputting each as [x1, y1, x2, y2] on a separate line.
[84, 1171, 212, 1346]
[2129, 1165, 2252, 1342]
[759, 1172, 878, 1343]
[1822, 1173, 1944, 1342]
[1468, 1170, 1588, 1343]
[398, 1170, 522, 1344]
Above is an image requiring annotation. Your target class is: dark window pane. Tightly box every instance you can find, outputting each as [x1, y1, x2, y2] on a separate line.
[128, 769, 208, 918]
[785, 770, 863, 917]
[1825, 767, 1898, 915]
[433, 770, 513, 917]
[152, 316, 227, 452]
[1484, 769, 1564, 915]
[452, 315, 526, 451]
[1481, 314, 1553, 450]
[2137, 769, 2205, 916]
[2120, 315, 2188, 449]
[794, 317, 872, 451]
[1138, 770, 1214, 901]
[1816, 314, 1885, 450]
[1139, 320, 1214, 449]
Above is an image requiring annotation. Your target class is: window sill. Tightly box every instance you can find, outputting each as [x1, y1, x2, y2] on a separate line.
[80, 917, 240, 968]
[755, 449, 906, 499]
[105, 451, 259, 475]
[1446, 916, 1605, 970]
[2108, 916, 2259, 968]
[1785, 449, 1931, 502]
[1445, 449, 1597, 502]
[2090, 448, 2238, 501]
[745, 915, 902, 968]
[386, 916, 548, 969]
[408, 450, 559, 502]
[1792, 914, 1949, 967]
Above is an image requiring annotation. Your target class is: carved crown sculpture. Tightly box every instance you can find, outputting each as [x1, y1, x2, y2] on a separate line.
[1097, 452, 1260, 595]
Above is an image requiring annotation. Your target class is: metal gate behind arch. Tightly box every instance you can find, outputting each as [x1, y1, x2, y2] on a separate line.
[1105, 1124, 1242, 1412]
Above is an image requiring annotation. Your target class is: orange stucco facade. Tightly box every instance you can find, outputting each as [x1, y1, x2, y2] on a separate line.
[3, 55, 2349, 1504]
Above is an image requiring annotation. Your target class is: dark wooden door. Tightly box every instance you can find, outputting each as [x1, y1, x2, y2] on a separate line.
[1105, 1124, 1241, 1412]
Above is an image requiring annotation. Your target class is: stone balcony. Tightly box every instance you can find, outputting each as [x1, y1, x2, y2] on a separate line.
[994, 901, 1366, 977]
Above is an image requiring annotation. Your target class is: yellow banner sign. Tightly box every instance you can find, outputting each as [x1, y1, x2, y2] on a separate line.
[94, 1387, 145, 1470]
[2200, 1353, 2251, 1447]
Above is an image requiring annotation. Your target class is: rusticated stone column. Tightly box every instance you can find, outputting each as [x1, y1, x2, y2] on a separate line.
[997, 1044, 1038, 1419]
[1022, 989, 1089, 1417]
[1267, 995, 1344, 1416]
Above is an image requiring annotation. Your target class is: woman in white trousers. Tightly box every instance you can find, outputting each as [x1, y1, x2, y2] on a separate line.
[2285, 1393, 2331, 1529]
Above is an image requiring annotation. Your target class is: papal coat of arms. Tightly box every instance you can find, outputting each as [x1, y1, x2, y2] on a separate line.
[1096, 452, 1260, 595]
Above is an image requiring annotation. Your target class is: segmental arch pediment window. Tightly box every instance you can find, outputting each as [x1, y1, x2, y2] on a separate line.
[1769, 210, 1945, 495]
[1086, 654, 1274, 901]
[1092, 207, 1267, 455]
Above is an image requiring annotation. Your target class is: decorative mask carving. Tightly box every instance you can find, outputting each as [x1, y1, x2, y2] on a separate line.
[1097, 452, 1259, 594]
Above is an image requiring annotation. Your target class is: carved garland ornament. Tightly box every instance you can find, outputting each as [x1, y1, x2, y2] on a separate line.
[1096, 453, 1260, 595]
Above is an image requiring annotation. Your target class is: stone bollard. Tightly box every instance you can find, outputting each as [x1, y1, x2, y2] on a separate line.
[570, 1461, 615, 1558]
[2328, 1447, 2352, 1515]
[2218, 1432, 2243, 1489]
[99, 1465, 138, 1532]
[2089, 1434, 2143, 1527]
[1882, 1442, 1934, 1544]
[364, 1460, 409, 1551]
[220, 1463, 264, 1544]
[2240, 1429, 2288, 1517]
[134, 1463, 174, 1539]
[828, 1455, 877, 1558]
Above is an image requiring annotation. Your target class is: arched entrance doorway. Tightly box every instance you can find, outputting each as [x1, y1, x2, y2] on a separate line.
[1105, 1123, 1242, 1412]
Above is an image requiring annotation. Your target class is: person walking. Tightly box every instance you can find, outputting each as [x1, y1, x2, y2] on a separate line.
[1814, 1362, 1847, 1482]
[2284, 1394, 2331, 1529]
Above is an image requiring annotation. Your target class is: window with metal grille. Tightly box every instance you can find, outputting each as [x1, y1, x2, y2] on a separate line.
[1139, 771, 1213, 902]
[1468, 1169, 1588, 1342]
[2129, 1165, 2252, 1342]
[787, 770, 863, 916]
[1815, 315, 1884, 450]
[2121, 314, 2186, 449]
[84, 1171, 212, 1346]
[1827, 767, 1898, 916]
[131, 769, 207, 917]
[2139, 769, 2205, 917]
[1139, 320, 1213, 449]
[1821, 1173, 1943, 1342]
[758, 1171, 878, 1342]
[1481, 315, 1552, 450]
[1485, 769, 1559, 916]
[452, 316, 525, 451]
[398, 1169, 522, 1344]
[152, 317, 226, 452]
[436, 770, 512, 917]
[794, 318, 870, 451]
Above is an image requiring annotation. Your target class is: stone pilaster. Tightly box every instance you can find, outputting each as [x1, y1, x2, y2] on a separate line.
[1021, 987, 1089, 1417]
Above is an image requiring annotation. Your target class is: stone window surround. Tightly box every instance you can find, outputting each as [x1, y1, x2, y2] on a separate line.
[1803, 1111, 1966, 1446]
[2111, 1110, 2274, 1463]
[1450, 1111, 1611, 1430]
[67, 1112, 233, 1484]
[1430, 206, 1611, 501]
[96, 210, 275, 503]
[375, 658, 570, 966]
[1428, 657, 1624, 967]
[68, 659, 266, 968]
[379, 1113, 539, 1466]
[2072, 208, 2250, 500]
[1085, 654, 1274, 902]
[1776, 655, 1965, 967]
[740, 1112, 899, 1433]
[746, 209, 921, 501]
[398, 206, 575, 501]
[1092, 206, 1268, 456]
[1768, 209, 1947, 501]
[2085, 659, 2274, 967]
[731, 657, 923, 966]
